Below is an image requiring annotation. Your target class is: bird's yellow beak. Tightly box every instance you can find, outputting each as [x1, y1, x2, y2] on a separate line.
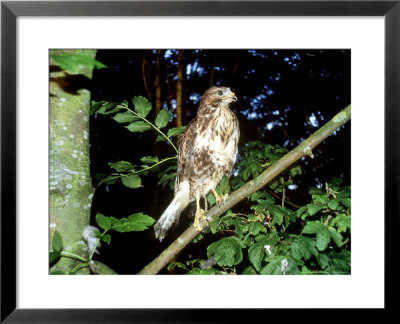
[230, 91, 237, 102]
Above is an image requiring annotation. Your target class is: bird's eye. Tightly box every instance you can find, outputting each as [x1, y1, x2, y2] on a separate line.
[217, 90, 223, 96]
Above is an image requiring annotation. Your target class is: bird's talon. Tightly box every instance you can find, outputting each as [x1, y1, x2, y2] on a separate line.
[194, 208, 207, 231]
[212, 189, 228, 205]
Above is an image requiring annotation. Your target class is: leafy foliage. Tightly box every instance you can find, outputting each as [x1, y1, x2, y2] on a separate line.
[169, 144, 351, 275]
[91, 97, 182, 191]
[51, 53, 107, 72]
[91, 96, 350, 275]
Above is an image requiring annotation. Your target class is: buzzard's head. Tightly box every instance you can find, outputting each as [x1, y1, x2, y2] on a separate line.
[202, 86, 237, 106]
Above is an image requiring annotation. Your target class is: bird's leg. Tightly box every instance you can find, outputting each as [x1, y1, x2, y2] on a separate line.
[203, 194, 208, 212]
[212, 189, 228, 204]
[193, 195, 207, 231]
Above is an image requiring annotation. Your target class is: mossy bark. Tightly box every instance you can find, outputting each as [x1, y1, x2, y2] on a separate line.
[49, 49, 95, 274]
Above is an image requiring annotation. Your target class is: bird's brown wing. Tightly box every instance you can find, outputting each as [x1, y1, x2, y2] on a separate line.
[175, 117, 198, 190]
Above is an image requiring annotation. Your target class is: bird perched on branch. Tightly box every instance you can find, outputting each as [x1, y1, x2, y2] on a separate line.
[154, 86, 240, 241]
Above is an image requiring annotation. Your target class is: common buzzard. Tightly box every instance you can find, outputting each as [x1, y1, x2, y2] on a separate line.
[154, 86, 240, 241]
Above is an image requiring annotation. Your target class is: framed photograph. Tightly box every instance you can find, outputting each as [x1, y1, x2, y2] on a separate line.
[1, 0, 398, 321]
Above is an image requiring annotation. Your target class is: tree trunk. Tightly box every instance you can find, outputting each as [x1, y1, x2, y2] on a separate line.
[175, 50, 184, 127]
[49, 49, 95, 274]
[154, 50, 162, 115]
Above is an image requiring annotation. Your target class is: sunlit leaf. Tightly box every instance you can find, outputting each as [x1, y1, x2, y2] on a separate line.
[102, 234, 112, 245]
[95, 213, 112, 231]
[155, 109, 172, 128]
[140, 156, 159, 164]
[125, 121, 152, 133]
[331, 213, 351, 233]
[113, 111, 139, 123]
[121, 174, 142, 188]
[132, 96, 151, 118]
[108, 161, 134, 172]
[51, 54, 107, 72]
[111, 213, 155, 232]
[167, 126, 186, 138]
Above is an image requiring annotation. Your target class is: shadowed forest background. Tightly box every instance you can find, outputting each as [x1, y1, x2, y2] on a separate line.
[83, 49, 350, 274]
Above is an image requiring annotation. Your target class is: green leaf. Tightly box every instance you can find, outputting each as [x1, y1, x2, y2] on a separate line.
[248, 222, 267, 236]
[140, 156, 159, 164]
[330, 250, 351, 273]
[193, 233, 204, 243]
[186, 268, 221, 275]
[167, 262, 188, 271]
[248, 241, 266, 272]
[291, 236, 318, 261]
[113, 111, 139, 124]
[121, 174, 142, 188]
[207, 236, 243, 267]
[155, 134, 166, 143]
[242, 265, 258, 274]
[302, 221, 343, 251]
[307, 204, 325, 216]
[91, 101, 121, 115]
[111, 213, 155, 232]
[312, 194, 328, 205]
[290, 165, 302, 177]
[97, 175, 118, 187]
[49, 251, 61, 264]
[102, 234, 112, 245]
[155, 109, 172, 128]
[260, 256, 301, 275]
[269, 205, 285, 226]
[329, 227, 344, 247]
[158, 171, 176, 190]
[108, 161, 134, 172]
[90, 101, 106, 115]
[207, 191, 216, 206]
[331, 213, 351, 233]
[51, 54, 107, 72]
[209, 219, 221, 234]
[338, 186, 351, 198]
[296, 205, 308, 218]
[250, 191, 269, 201]
[125, 121, 152, 133]
[108, 216, 122, 226]
[316, 253, 330, 269]
[338, 197, 351, 209]
[167, 126, 186, 138]
[260, 256, 285, 274]
[132, 96, 152, 118]
[95, 213, 112, 230]
[327, 199, 339, 210]
[52, 231, 63, 252]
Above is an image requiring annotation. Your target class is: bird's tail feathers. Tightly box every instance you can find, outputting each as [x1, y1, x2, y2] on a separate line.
[154, 195, 187, 242]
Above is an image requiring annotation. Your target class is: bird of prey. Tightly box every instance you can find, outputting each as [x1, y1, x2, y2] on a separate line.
[154, 86, 240, 241]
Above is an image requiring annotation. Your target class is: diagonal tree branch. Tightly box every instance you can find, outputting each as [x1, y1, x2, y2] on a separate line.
[138, 104, 351, 275]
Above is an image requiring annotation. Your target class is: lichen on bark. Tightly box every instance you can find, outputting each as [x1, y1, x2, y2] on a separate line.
[49, 49, 96, 274]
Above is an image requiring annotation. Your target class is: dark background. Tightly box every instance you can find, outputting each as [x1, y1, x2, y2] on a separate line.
[89, 49, 350, 274]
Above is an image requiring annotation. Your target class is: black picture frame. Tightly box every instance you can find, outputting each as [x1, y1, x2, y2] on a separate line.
[1, 0, 398, 322]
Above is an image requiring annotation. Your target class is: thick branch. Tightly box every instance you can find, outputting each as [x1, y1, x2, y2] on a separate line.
[138, 104, 351, 275]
